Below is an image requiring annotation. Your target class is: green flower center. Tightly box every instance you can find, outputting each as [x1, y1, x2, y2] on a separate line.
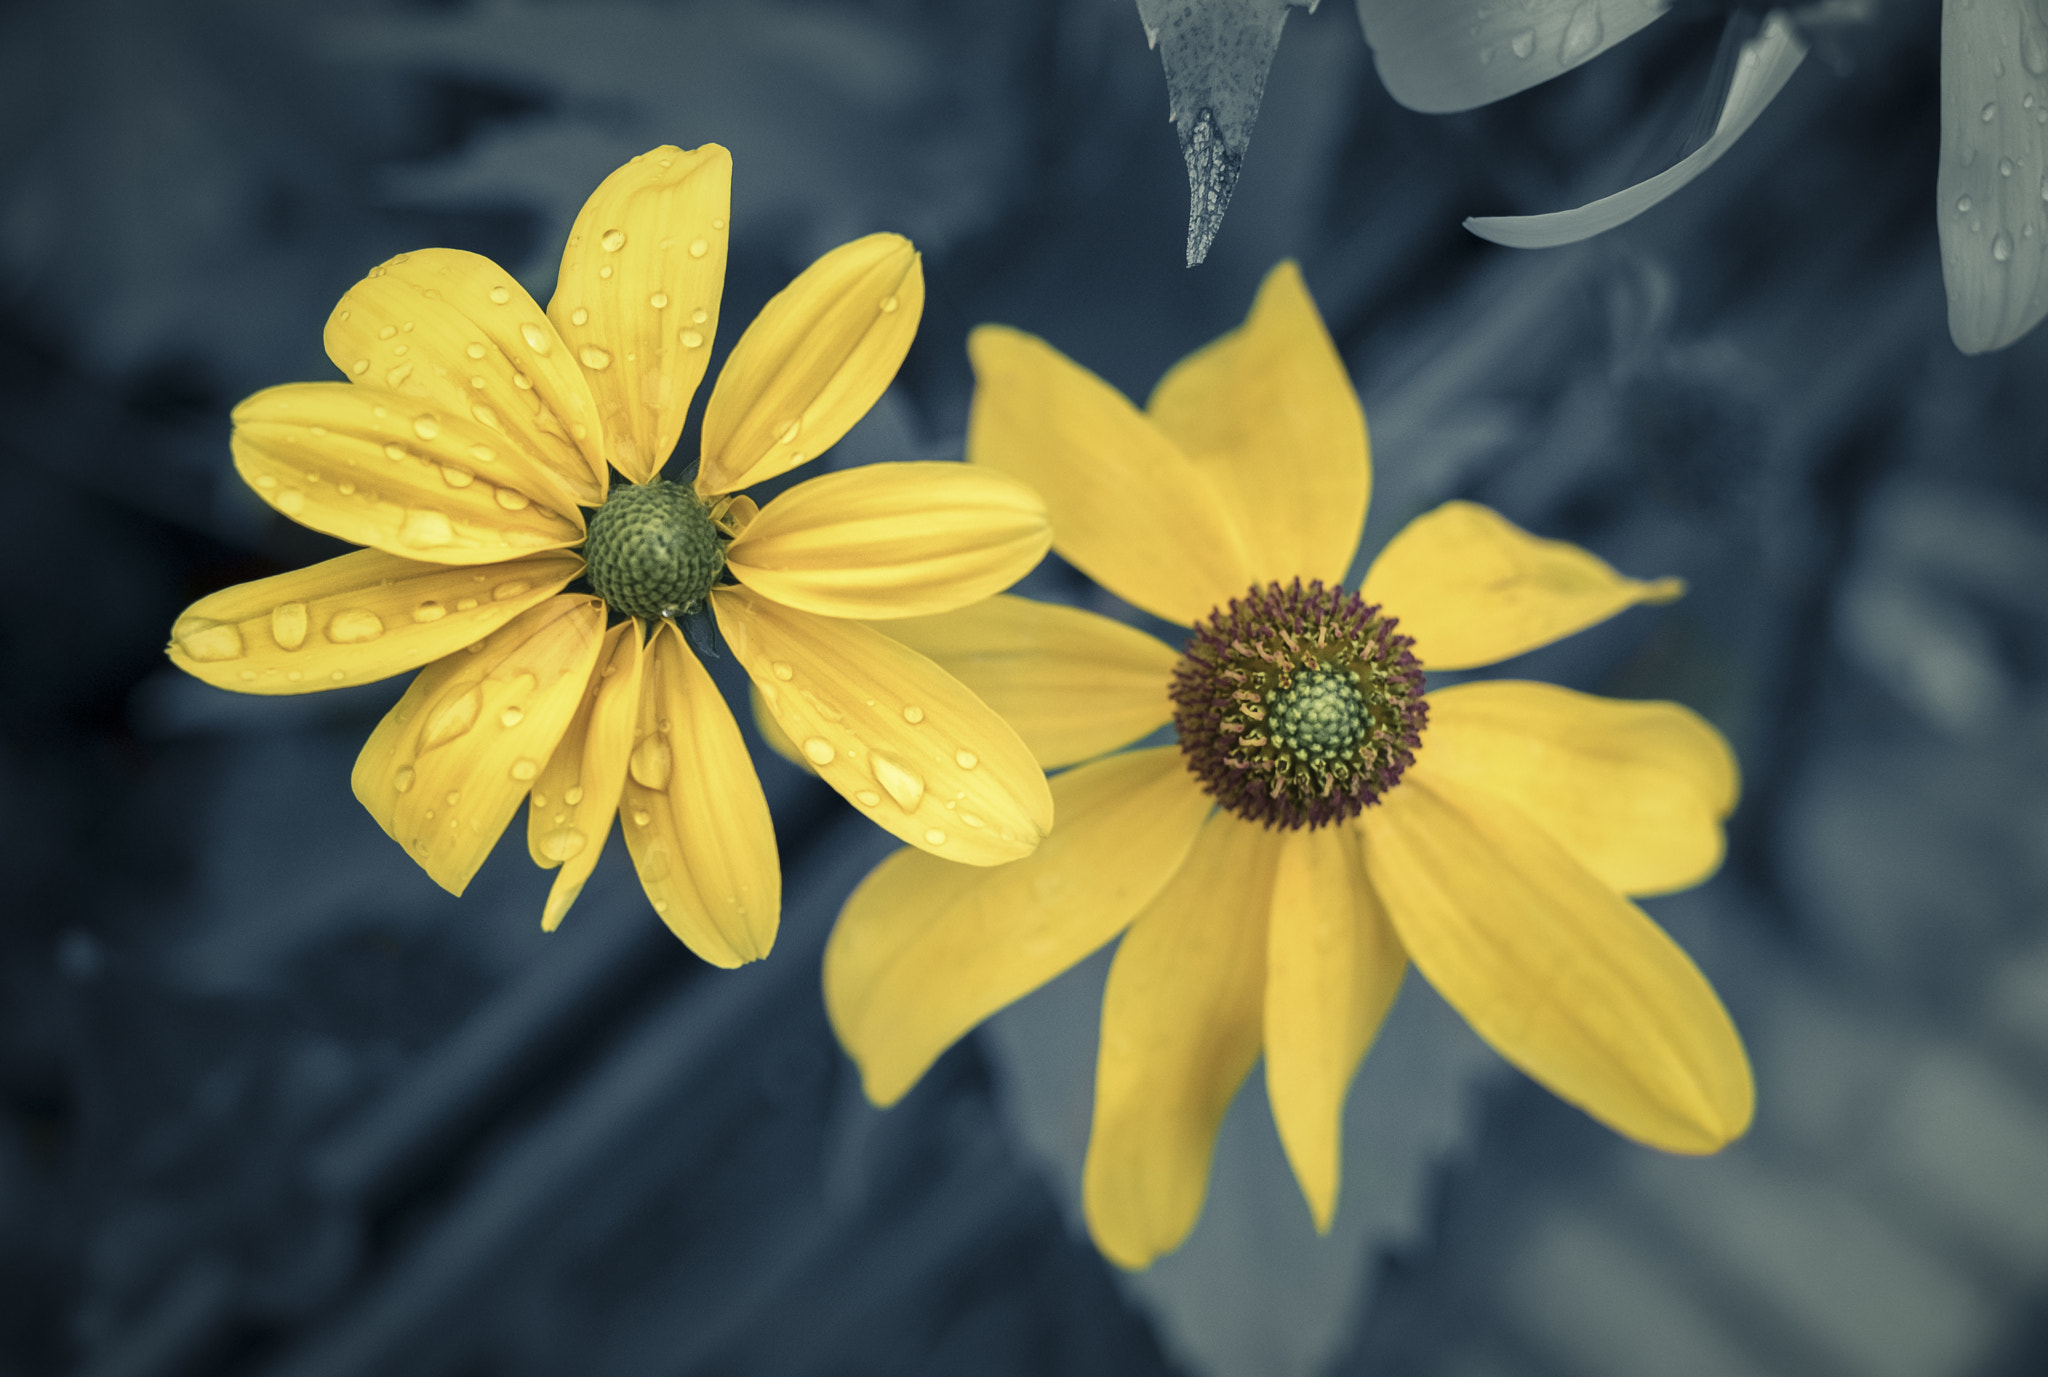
[1170, 579, 1428, 830]
[582, 480, 725, 619]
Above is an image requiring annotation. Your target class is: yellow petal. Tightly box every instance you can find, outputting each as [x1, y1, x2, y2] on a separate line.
[826, 748, 1213, 1105]
[232, 384, 584, 565]
[1146, 261, 1369, 587]
[872, 595, 1177, 769]
[527, 621, 644, 931]
[749, 682, 814, 774]
[1361, 775, 1753, 1152]
[1083, 812, 1274, 1270]
[167, 549, 581, 695]
[618, 621, 780, 967]
[548, 145, 732, 485]
[697, 233, 923, 495]
[967, 325, 1252, 626]
[712, 585, 1053, 866]
[352, 595, 606, 896]
[1416, 681, 1739, 896]
[325, 248, 608, 505]
[725, 462, 1050, 619]
[1263, 824, 1405, 1233]
[1361, 502, 1683, 670]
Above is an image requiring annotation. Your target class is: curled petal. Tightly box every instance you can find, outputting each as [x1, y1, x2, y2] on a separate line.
[1146, 260, 1369, 586]
[1361, 501, 1681, 670]
[619, 621, 780, 967]
[527, 621, 644, 932]
[325, 247, 607, 504]
[549, 145, 732, 482]
[232, 384, 584, 565]
[714, 586, 1053, 867]
[352, 596, 606, 896]
[826, 748, 1213, 1106]
[1084, 811, 1274, 1270]
[1464, 14, 1807, 249]
[968, 325, 1251, 625]
[1417, 681, 1738, 896]
[873, 595, 1178, 769]
[1361, 774, 1753, 1153]
[1358, 0, 1670, 114]
[698, 234, 923, 495]
[725, 462, 1050, 619]
[167, 549, 580, 695]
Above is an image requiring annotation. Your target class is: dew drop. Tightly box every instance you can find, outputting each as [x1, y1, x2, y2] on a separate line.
[680, 330, 704, 348]
[414, 600, 447, 622]
[519, 322, 551, 354]
[691, 308, 708, 324]
[777, 419, 801, 444]
[326, 609, 386, 644]
[802, 737, 837, 766]
[570, 307, 589, 326]
[1510, 29, 1535, 58]
[178, 622, 245, 662]
[598, 265, 613, 280]
[276, 490, 306, 516]
[923, 828, 948, 846]
[879, 296, 899, 313]
[565, 785, 585, 805]
[271, 602, 309, 651]
[489, 286, 511, 304]
[649, 292, 669, 309]
[871, 752, 926, 812]
[386, 362, 414, 387]
[772, 661, 794, 681]
[901, 705, 924, 724]
[580, 346, 612, 370]
[630, 736, 673, 790]
[494, 580, 531, 601]
[955, 750, 978, 770]
[439, 465, 474, 488]
[1558, 2, 1601, 66]
[402, 509, 454, 548]
[494, 487, 532, 512]
[500, 707, 524, 727]
[633, 809, 652, 827]
[510, 758, 539, 781]
[422, 687, 483, 750]
[413, 414, 441, 440]
[1983, 101, 1999, 122]
[961, 811, 985, 828]
[395, 767, 415, 793]
[351, 359, 370, 376]
[855, 790, 881, 808]
[378, 325, 396, 340]
[601, 228, 627, 251]
[1958, 194, 1975, 213]
[688, 238, 708, 258]
[2002, 157, 2017, 177]
[337, 482, 356, 496]
[1995, 230, 2015, 262]
[539, 826, 587, 862]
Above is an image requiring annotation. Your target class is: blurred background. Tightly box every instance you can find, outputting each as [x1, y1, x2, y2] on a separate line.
[5, 1, 2048, 1374]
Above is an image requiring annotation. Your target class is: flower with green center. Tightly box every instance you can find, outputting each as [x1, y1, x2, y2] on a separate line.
[820, 261, 1752, 1268]
[166, 144, 1055, 967]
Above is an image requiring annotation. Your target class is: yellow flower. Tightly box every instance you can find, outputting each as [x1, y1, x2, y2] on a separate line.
[822, 261, 1753, 1268]
[166, 145, 1055, 967]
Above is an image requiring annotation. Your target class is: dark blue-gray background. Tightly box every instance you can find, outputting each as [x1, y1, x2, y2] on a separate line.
[6, 1, 2048, 1374]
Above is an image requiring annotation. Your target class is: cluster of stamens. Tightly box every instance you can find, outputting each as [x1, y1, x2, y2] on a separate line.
[1170, 579, 1428, 830]
[582, 479, 726, 620]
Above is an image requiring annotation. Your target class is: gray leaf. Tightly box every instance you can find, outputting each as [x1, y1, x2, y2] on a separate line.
[1464, 13, 1807, 250]
[1355, 0, 1669, 114]
[1137, 0, 1310, 265]
[1938, 0, 2048, 354]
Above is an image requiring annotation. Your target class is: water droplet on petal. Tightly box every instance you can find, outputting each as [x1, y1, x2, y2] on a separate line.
[1958, 194, 1975, 213]
[378, 325, 396, 340]
[680, 330, 704, 348]
[900, 705, 924, 724]
[600, 228, 627, 251]
[871, 752, 925, 812]
[500, 707, 524, 727]
[879, 296, 898, 313]
[539, 826, 587, 862]
[178, 622, 245, 662]
[276, 489, 306, 515]
[351, 359, 370, 376]
[955, 750, 978, 770]
[413, 601, 446, 622]
[414, 415, 440, 440]
[520, 322, 552, 354]
[1510, 29, 1535, 58]
[394, 766, 415, 793]
[271, 602, 309, 651]
[495, 487, 531, 512]
[489, 286, 511, 304]
[422, 688, 483, 750]
[855, 790, 881, 808]
[688, 238, 708, 258]
[1994, 230, 2015, 262]
[510, 758, 539, 781]
[630, 736, 673, 790]
[777, 419, 801, 444]
[692, 308, 708, 324]
[802, 737, 837, 765]
[649, 292, 668, 309]
[439, 465, 474, 488]
[923, 828, 947, 846]
[326, 609, 385, 644]
[961, 811, 985, 828]
[570, 307, 589, 326]
[1558, 2, 1601, 65]
[402, 509, 454, 547]
[1983, 101, 1999, 122]
[632, 809, 652, 826]
[465, 342, 488, 360]
[565, 785, 585, 805]
[580, 346, 612, 370]
[772, 661, 793, 681]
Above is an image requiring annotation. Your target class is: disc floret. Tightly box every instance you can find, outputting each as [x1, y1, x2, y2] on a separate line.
[1171, 579, 1427, 829]
[583, 479, 725, 620]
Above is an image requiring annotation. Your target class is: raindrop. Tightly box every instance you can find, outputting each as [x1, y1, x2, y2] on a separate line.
[601, 228, 627, 251]
[178, 622, 245, 662]
[961, 811, 985, 828]
[1983, 101, 1999, 122]
[571, 307, 590, 326]
[384, 443, 407, 462]
[630, 736, 673, 790]
[338, 482, 356, 496]
[632, 809, 652, 826]
[489, 286, 511, 304]
[440, 465, 475, 488]
[688, 238, 709, 258]
[519, 323, 552, 354]
[510, 758, 539, 781]
[2002, 157, 2017, 177]
[473, 405, 501, 430]
[271, 602, 309, 651]
[1558, 2, 1602, 66]
[1994, 230, 2015, 262]
[1510, 29, 1535, 58]
[772, 661, 794, 681]
[565, 785, 585, 805]
[422, 688, 483, 750]
[414, 415, 441, 440]
[1959, 194, 1975, 213]
[378, 325, 396, 340]
[402, 509, 454, 548]
[778, 420, 801, 444]
[413, 601, 447, 622]
[802, 737, 837, 765]
[879, 296, 899, 313]
[901, 705, 924, 724]
[680, 330, 704, 348]
[500, 707, 524, 727]
[539, 826, 587, 862]
[923, 828, 948, 846]
[495, 488, 531, 512]
[855, 790, 881, 808]
[394, 767, 415, 793]
[494, 580, 531, 601]
[326, 609, 386, 644]
[387, 363, 414, 387]
[650, 292, 669, 309]
[580, 346, 612, 370]
[352, 359, 370, 376]
[955, 750, 978, 770]
[870, 752, 926, 812]
[466, 344, 488, 362]
[692, 308, 708, 324]
[598, 266, 612, 280]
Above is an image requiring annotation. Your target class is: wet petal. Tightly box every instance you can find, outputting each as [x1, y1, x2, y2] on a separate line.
[1146, 261, 1369, 586]
[1417, 681, 1738, 896]
[872, 595, 1178, 769]
[1362, 775, 1753, 1153]
[826, 748, 1212, 1106]
[352, 595, 606, 896]
[1083, 811, 1274, 1270]
[619, 620, 780, 967]
[1358, 0, 1670, 114]
[232, 384, 584, 565]
[1938, 0, 2048, 354]
[325, 248, 607, 505]
[1465, 15, 1807, 249]
[713, 586, 1053, 866]
[725, 462, 1050, 619]
[1264, 824, 1405, 1233]
[549, 144, 732, 483]
[167, 549, 581, 695]
[750, 681, 813, 774]
[698, 233, 923, 495]
[527, 621, 643, 932]
[1361, 501, 1681, 670]
[967, 325, 1252, 625]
